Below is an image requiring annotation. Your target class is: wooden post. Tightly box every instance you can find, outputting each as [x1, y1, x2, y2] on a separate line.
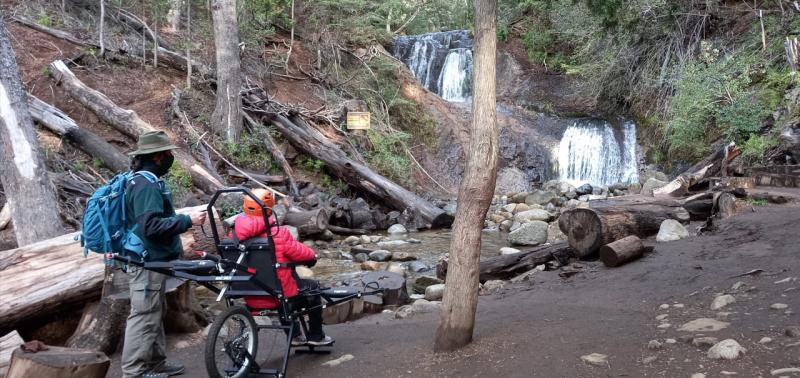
[599, 236, 646, 267]
[6, 346, 109, 378]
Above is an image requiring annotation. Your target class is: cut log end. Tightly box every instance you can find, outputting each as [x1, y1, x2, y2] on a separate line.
[599, 235, 645, 268]
[6, 346, 109, 378]
[560, 208, 603, 258]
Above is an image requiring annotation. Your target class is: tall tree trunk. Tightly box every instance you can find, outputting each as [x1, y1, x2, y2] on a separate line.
[166, 0, 183, 33]
[98, 0, 105, 56]
[0, 18, 65, 246]
[211, 0, 242, 142]
[434, 0, 497, 352]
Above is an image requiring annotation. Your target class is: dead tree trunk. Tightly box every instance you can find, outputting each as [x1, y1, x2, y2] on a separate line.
[0, 18, 66, 246]
[437, 242, 573, 282]
[0, 331, 24, 377]
[48, 60, 224, 193]
[243, 113, 299, 196]
[599, 235, 646, 268]
[435, 0, 498, 353]
[267, 115, 452, 228]
[283, 208, 328, 237]
[65, 265, 129, 355]
[559, 202, 688, 258]
[27, 94, 128, 172]
[6, 346, 109, 378]
[211, 0, 242, 142]
[654, 143, 742, 197]
[166, 0, 183, 33]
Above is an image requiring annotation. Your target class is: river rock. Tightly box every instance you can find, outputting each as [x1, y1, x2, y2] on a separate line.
[386, 262, 405, 276]
[580, 353, 608, 366]
[480, 280, 505, 295]
[771, 303, 789, 310]
[411, 299, 441, 313]
[377, 240, 408, 247]
[425, 284, 445, 301]
[707, 339, 746, 360]
[353, 253, 369, 263]
[387, 224, 408, 234]
[641, 178, 668, 196]
[514, 209, 552, 223]
[370, 235, 383, 243]
[543, 180, 576, 196]
[508, 221, 548, 246]
[575, 183, 593, 196]
[368, 250, 392, 262]
[499, 220, 513, 232]
[407, 261, 431, 273]
[548, 221, 566, 241]
[412, 276, 442, 294]
[525, 190, 558, 206]
[495, 167, 530, 194]
[489, 214, 506, 224]
[678, 318, 730, 332]
[500, 247, 521, 255]
[587, 194, 608, 201]
[656, 219, 690, 242]
[509, 221, 522, 232]
[710, 294, 736, 310]
[510, 192, 529, 204]
[502, 203, 517, 213]
[565, 189, 578, 199]
[360, 235, 372, 244]
[344, 235, 361, 245]
[513, 203, 532, 213]
[361, 261, 388, 271]
[628, 183, 642, 194]
[391, 252, 417, 261]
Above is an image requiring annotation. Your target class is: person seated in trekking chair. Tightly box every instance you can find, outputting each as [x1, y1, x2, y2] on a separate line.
[230, 188, 334, 347]
[122, 131, 207, 378]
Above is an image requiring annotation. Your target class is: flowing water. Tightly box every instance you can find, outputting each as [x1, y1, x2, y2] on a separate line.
[394, 30, 473, 101]
[556, 119, 639, 187]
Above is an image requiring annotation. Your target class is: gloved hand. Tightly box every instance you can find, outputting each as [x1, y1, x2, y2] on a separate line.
[302, 258, 318, 268]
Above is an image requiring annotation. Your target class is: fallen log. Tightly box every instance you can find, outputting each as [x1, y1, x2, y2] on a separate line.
[436, 242, 574, 282]
[27, 95, 129, 172]
[226, 170, 285, 185]
[48, 60, 224, 194]
[0, 203, 10, 231]
[6, 346, 109, 378]
[558, 201, 690, 258]
[283, 208, 328, 237]
[0, 206, 204, 334]
[654, 143, 741, 197]
[326, 225, 368, 235]
[267, 114, 452, 228]
[599, 236, 646, 268]
[242, 112, 300, 197]
[0, 331, 23, 377]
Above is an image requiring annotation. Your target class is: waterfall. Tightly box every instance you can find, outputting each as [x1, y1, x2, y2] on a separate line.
[558, 120, 639, 186]
[394, 30, 473, 101]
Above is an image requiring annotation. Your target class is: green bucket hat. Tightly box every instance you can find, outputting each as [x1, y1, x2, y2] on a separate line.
[129, 131, 179, 156]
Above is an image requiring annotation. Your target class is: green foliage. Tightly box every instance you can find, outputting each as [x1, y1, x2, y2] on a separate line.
[365, 130, 411, 186]
[37, 14, 53, 27]
[742, 133, 779, 163]
[299, 157, 325, 173]
[239, 0, 291, 42]
[219, 133, 272, 172]
[745, 197, 769, 206]
[92, 158, 104, 169]
[74, 160, 87, 172]
[166, 164, 192, 189]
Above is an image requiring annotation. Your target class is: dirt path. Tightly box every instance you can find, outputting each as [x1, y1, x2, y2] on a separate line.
[107, 205, 800, 377]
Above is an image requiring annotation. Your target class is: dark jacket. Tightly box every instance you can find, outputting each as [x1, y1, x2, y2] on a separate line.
[124, 172, 191, 261]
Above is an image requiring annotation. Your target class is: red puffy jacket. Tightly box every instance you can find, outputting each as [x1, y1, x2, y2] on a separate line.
[231, 214, 316, 309]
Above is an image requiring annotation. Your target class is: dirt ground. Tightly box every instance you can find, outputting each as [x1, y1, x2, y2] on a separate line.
[104, 199, 800, 378]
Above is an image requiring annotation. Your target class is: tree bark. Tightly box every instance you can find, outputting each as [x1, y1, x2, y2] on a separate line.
[266, 115, 452, 228]
[435, 0, 497, 353]
[654, 143, 742, 197]
[225, 169, 285, 184]
[6, 346, 109, 378]
[283, 208, 328, 237]
[211, 0, 243, 142]
[0, 206, 203, 334]
[65, 265, 128, 355]
[0, 18, 66, 246]
[0, 331, 24, 377]
[599, 235, 645, 268]
[48, 60, 224, 193]
[166, 0, 183, 33]
[0, 203, 11, 230]
[243, 113, 299, 196]
[27, 94, 129, 172]
[558, 202, 688, 258]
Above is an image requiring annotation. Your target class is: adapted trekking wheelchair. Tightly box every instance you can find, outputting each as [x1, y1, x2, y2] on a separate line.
[111, 187, 382, 378]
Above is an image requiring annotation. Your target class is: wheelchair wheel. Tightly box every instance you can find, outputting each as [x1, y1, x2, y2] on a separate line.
[205, 305, 259, 378]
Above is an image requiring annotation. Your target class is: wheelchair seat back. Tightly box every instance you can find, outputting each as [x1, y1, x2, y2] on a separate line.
[218, 236, 284, 298]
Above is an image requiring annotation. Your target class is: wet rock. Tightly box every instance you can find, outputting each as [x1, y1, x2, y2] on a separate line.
[425, 284, 445, 301]
[647, 340, 663, 350]
[500, 247, 521, 255]
[360, 261, 388, 271]
[711, 295, 736, 310]
[386, 262, 405, 277]
[707, 339, 746, 360]
[377, 240, 408, 247]
[407, 261, 431, 273]
[580, 353, 608, 366]
[412, 276, 442, 294]
[641, 178, 668, 196]
[480, 280, 505, 295]
[785, 326, 800, 337]
[360, 235, 372, 245]
[575, 183, 593, 196]
[678, 318, 730, 332]
[370, 235, 383, 243]
[368, 250, 392, 262]
[514, 209, 552, 223]
[508, 221, 548, 246]
[771, 303, 789, 310]
[391, 252, 417, 262]
[656, 219, 690, 242]
[387, 224, 408, 234]
[344, 236, 361, 246]
[692, 337, 719, 347]
[525, 190, 558, 206]
[353, 253, 369, 263]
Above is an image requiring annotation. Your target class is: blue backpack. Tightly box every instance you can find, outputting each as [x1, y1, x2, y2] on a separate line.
[78, 171, 158, 257]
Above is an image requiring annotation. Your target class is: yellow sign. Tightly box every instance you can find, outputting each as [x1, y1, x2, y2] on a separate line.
[346, 112, 371, 130]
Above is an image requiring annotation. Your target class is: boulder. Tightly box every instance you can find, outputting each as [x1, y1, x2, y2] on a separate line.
[547, 221, 566, 241]
[575, 183, 593, 196]
[353, 253, 369, 263]
[502, 203, 517, 213]
[509, 221, 522, 232]
[359, 235, 371, 244]
[508, 221, 548, 246]
[500, 247, 521, 255]
[641, 178, 668, 196]
[495, 167, 530, 194]
[656, 219, 690, 242]
[780, 118, 800, 162]
[628, 183, 642, 194]
[412, 276, 443, 294]
[424, 284, 446, 301]
[707, 339, 746, 360]
[525, 190, 558, 206]
[543, 180, 576, 196]
[361, 261, 388, 271]
[512, 203, 531, 213]
[510, 192, 528, 204]
[368, 250, 392, 262]
[499, 220, 513, 232]
[344, 236, 361, 246]
[391, 252, 417, 261]
[387, 224, 408, 234]
[377, 240, 408, 247]
[480, 280, 505, 295]
[407, 261, 431, 273]
[386, 262, 405, 277]
[513, 209, 552, 223]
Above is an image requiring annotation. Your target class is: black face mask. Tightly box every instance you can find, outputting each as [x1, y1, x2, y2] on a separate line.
[153, 154, 175, 177]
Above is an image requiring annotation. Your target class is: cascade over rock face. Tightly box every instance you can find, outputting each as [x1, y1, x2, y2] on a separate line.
[394, 30, 473, 101]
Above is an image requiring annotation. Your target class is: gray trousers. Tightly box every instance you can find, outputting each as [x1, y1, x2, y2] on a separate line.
[121, 266, 168, 378]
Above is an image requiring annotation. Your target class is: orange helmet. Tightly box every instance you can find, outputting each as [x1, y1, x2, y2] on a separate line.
[243, 188, 275, 216]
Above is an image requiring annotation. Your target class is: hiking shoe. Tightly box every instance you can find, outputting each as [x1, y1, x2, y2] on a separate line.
[306, 335, 334, 346]
[140, 372, 169, 378]
[291, 336, 308, 346]
[154, 362, 185, 376]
